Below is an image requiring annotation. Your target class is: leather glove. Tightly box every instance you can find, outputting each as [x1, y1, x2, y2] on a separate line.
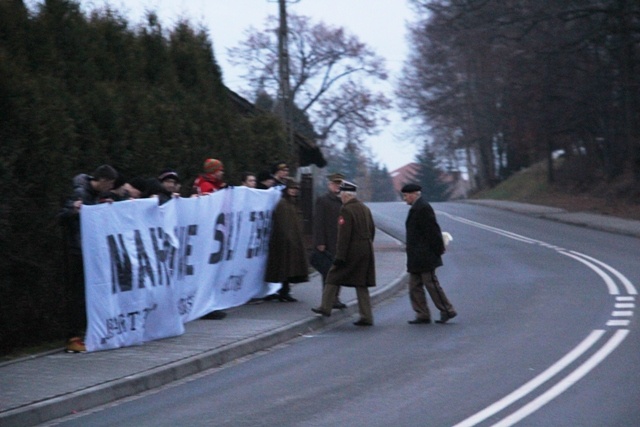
[333, 259, 346, 267]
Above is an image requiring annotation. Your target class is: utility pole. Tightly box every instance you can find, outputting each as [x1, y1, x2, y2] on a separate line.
[271, 0, 298, 155]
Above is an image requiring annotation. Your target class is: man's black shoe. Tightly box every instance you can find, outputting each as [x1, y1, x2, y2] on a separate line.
[201, 310, 227, 320]
[311, 307, 331, 317]
[353, 319, 373, 326]
[333, 301, 347, 309]
[278, 294, 298, 302]
[435, 311, 457, 324]
[408, 318, 431, 324]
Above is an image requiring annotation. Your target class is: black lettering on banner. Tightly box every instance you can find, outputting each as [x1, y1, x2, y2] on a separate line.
[134, 229, 155, 289]
[149, 227, 169, 286]
[209, 212, 244, 265]
[229, 211, 242, 261]
[209, 213, 226, 264]
[177, 293, 195, 316]
[260, 210, 272, 255]
[99, 303, 158, 344]
[221, 270, 247, 293]
[246, 210, 270, 259]
[108, 234, 133, 293]
[168, 224, 197, 280]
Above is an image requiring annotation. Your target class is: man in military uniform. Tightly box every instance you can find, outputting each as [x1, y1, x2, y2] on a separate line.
[401, 183, 457, 324]
[312, 181, 377, 326]
[311, 172, 347, 309]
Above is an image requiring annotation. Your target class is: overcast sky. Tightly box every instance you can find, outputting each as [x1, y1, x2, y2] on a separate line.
[71, 0, 420, 171]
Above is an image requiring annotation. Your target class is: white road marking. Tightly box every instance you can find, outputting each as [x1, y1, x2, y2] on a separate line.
[569, 251, 638, 295]
[611, 310, 633, 317]
[492, 330, 629, 427]
[615, 303, 635, 308]
[451, 330, 605, 427]
[607, 320, 630, 326]
[440, 212, 636, 426]
[557, 251, 619, 295]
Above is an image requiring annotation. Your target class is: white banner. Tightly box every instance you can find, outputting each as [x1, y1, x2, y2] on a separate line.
[81, 187, 282, 352]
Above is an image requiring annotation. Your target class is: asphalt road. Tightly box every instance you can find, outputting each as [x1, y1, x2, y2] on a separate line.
[47, 201, 640, 427]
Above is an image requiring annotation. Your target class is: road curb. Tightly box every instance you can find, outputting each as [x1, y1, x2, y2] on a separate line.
[0, 271, 408, 427]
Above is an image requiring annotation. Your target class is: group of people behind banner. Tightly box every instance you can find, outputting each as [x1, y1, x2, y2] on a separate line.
[59, 159, 457, 353]
[59, 159, 296, 353]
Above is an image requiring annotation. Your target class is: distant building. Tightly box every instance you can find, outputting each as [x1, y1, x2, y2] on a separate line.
[390, 163, 420, 195]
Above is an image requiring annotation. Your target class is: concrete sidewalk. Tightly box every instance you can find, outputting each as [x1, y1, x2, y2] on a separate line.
[0, 230, 408, 427]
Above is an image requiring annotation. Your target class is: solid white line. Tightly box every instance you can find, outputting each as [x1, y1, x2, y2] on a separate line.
[451, 330, 606, 427]
[439, 213, 539, 244]
[569, 251, 638, 295]
[492, 330, 629, 427]
[558, 252, 619, 295]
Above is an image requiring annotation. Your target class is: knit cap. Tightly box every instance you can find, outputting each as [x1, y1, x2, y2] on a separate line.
[204, 158, 224, 174]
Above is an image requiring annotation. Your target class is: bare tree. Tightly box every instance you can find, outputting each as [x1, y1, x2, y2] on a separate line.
[228, 13, 391, 147]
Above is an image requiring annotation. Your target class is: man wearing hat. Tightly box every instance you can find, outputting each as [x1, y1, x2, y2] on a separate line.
[264, 177, 309, 302]
[401, 183, 457, 324]
[312, 180, 377, 326]
[193, 158, 226, 195]
[157, 169, 181, 205]
[256, 170, 276, 189]
[311, 172, 347, 309]
[270, 161, 290, 186]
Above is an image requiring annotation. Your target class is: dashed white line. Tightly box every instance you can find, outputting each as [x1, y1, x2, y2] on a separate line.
[611, 310, 633, 317]
[615, 303, 635, 309]
[607, 320, 630, 326]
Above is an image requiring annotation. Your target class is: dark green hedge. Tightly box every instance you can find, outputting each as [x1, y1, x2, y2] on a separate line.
[0, 0, 290, 355]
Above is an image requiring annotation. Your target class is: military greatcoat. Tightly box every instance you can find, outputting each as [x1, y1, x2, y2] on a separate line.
[326, 198, 376, 288]
[264, 193, 309, 284]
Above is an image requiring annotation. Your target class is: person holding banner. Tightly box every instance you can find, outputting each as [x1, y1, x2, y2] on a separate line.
[59, 164, 118, 353]
[193, 158, 226, 195]
[156, 169, 181, 205]
[240, 171, 257, 188]
[264, 178, 309, 302]
[256, 170, 276, 189]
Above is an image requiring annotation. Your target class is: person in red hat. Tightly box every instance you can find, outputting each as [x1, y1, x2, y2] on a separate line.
[192, 158, 226, 195]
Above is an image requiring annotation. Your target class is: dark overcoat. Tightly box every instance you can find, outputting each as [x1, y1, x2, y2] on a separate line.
[312, 191, 342, 255]
[264, 194, 309, 283]
[326, 198, 376, 288]
[405, 196, 445, 273]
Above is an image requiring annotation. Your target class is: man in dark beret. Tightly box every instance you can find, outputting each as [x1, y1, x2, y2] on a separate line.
[401, 183, 457, 324]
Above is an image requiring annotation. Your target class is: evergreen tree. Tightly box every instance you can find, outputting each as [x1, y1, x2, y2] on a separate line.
[369, 163, 397, 201]
[413, 145, 449, 202]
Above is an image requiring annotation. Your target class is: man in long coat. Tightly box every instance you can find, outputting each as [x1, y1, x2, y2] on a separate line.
[311, 172, 347, 309]
[401, 183, 457, 324]
[312, 181, 376, 326]
[265, 178, 309, 301]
